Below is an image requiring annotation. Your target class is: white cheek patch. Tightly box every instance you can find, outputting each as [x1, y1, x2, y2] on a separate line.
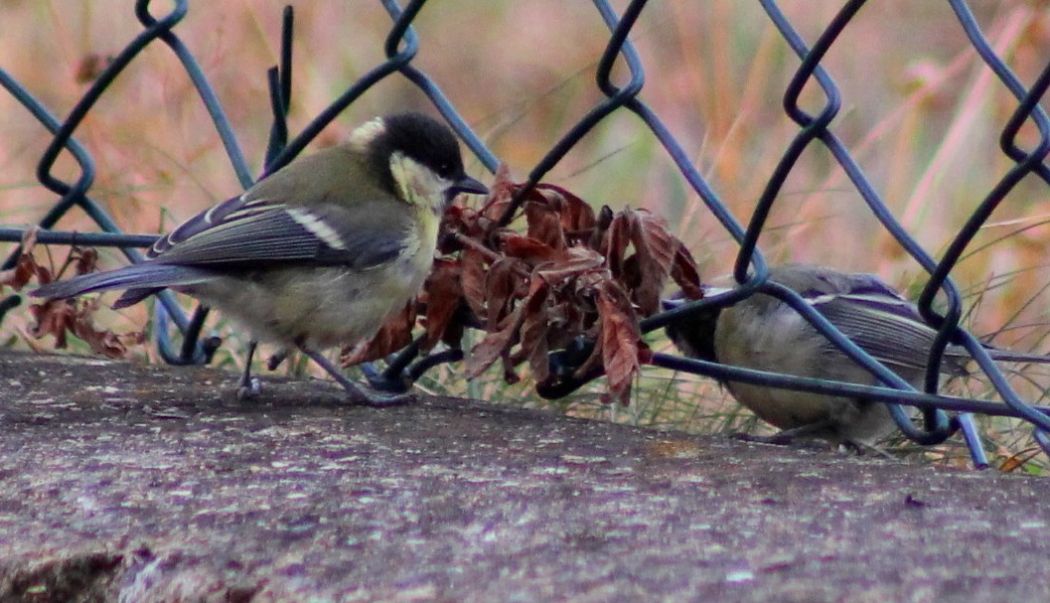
[390, 152, 449, 207]
[285, 207, 347, 250]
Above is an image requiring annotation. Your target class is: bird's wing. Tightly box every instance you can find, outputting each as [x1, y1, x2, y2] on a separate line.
[800, 270, 1050, 369]
[808, 294, 938, 371]
[149, 194, 409, 271]
[798, 273, 967, 374]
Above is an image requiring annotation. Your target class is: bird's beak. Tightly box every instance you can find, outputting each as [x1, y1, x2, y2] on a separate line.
[449, 175, 489, 196]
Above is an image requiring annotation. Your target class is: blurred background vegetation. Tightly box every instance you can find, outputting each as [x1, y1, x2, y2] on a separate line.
[1, 1, 1048, 470]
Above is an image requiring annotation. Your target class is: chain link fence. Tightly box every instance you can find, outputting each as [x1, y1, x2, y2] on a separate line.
[2, 0, 1049, 468]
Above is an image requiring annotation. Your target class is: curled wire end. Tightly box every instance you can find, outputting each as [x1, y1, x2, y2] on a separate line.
[362, 361, 409, 393]
[954, 413, 990, 470]
[1034, 428, 1050, 459]
[408, 348, 464, 381]
[153, 301, 219, 366]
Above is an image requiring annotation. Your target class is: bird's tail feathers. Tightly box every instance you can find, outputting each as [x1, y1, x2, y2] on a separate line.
[31, 263, 218, 307]
[111, 287, 164, 309]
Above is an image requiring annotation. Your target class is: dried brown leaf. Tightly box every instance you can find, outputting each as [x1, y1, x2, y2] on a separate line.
[998, 447, 1041, 473]
[421, 259, 463, 349]
[26, 296, 142, 358]
[0, 228, 44, 291]
[589, 205, 614, 250]
[629, 209, 677, 315]
[671, 243, 703, 300]
[603, 210, 631, 279]
[596, 281, 647, 402]
[467, 277, 547, 380]
[544, 300, 584, 350]
[535, 247, 605, 286]
[0, 254, 39, 292]
[28, 300, 74, 348]
[519, 281, 552, 384]
[533, 183, 596, 234]
[437, 205, 470, 255]
[501, 233, 563, 265]
[524, 200, 567, 251]
[460, 247, 488, 319]
[480, 164, 515, 222]
[466, 308, 524, 379]
[484, 257, 528, 330]
[71, 299, 145, 357]
[427, 176, 700, 402]
[72, 247, 99, 276]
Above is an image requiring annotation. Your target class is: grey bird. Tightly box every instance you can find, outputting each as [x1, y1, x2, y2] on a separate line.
[33, 112, 488, 405]
[664, 264, 1050, 447]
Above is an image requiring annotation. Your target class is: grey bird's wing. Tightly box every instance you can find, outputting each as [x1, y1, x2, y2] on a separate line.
[33, 148, 415, 307]
[148, 147, 412, 270]
[147, 195, 408, 270]
[105, 195, 412, 308]
[782, 267, 966, 376]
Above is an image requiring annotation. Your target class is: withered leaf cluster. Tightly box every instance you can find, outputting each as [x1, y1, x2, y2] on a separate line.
[343, 168, 703, 402]
[0, 229, 144, 357]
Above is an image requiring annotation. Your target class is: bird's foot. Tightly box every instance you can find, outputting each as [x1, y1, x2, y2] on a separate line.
[730, 431, 834, 451]
[842, 440, 896, 459]
[731, 432, 796, 446]
[731, 419, 838, 448]
[267, 349, 288, 371]
[298, 344, 414, 408]
[236, 376, 263, 401]
[235, 341, 263, 401]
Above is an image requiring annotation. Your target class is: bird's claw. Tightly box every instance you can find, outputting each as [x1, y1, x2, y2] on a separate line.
[236, 377, 262, 401]
[732, 432, 795, 446]
[267, 350, 288, 371]
[730, 431, 833, 451]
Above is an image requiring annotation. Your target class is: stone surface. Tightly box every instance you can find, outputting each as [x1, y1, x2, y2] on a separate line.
[0, 350, 1048, 602]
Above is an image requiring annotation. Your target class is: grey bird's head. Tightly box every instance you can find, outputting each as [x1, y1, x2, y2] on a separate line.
[351, 112, 488, 211]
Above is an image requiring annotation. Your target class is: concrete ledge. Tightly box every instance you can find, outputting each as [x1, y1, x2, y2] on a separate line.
[1, 351, 1047, 601]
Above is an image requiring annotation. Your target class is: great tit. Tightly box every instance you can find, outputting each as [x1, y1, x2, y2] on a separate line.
[664, 264, 1049, 446]
[33, 112, 488, 405]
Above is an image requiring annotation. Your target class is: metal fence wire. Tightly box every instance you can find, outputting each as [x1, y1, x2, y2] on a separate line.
[2, 0, 1049, 468]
